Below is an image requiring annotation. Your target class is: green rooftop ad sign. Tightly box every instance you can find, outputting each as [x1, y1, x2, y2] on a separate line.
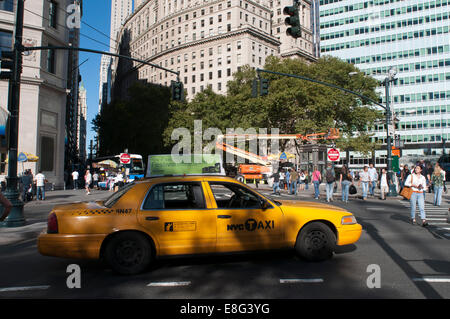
[146, 154, 225, 177]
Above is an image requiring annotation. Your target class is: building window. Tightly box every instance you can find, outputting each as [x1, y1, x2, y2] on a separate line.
[46, 47, 56, 74]
[40, 136, 54, 172]
[0, 0, 13, 12]
[0, 30, 13, 51]
[49, 1, 58, 29]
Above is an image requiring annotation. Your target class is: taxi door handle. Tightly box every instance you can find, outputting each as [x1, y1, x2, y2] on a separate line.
[145, 216, 159, 221]
[217, 215, 231, 219]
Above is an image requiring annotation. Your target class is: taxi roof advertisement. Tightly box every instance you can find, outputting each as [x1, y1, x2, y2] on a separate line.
[146, 154, 225, 177]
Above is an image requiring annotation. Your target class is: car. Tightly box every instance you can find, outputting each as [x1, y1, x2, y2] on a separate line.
[38, 175, 362, 275]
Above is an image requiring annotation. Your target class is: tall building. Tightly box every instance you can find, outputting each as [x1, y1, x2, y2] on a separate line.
[78, 82, 87, 161]
[0, 0, 74, 188]
[112, 0, 316, 100]
[98, 0, 133, 113]
[319, 0, 450, 165]
[66, 0, 83, 174]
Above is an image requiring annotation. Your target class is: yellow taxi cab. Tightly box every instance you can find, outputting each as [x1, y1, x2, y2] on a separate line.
[38, 175, 362, 275]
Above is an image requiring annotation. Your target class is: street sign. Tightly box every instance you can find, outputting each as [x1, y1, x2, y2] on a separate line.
[327, 148, 340, 161]
[119, 153, 131, 164]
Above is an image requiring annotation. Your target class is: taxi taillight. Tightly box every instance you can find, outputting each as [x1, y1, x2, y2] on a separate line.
[47, 213, 58, 234]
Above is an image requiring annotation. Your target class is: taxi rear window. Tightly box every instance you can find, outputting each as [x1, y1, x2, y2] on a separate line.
[142, 182, 205, 210]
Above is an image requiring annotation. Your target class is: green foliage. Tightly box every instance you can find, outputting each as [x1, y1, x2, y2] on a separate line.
[164, 56, 383, 154]
[93, 82, 172, 159]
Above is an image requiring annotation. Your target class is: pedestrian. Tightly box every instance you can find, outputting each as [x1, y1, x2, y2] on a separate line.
[286, 168, 291, 191]
[312, 166, 321, 200]
[279, 170, 285, 191]
[378, 168, 390, 200]
[404, 165, 428, 226]
[299, 170, 306, 191]
[21, 170, 33, 202]
[34, 171, 46, 200]
[85, 170, 92, 195]
[93, 171, 99, 190]
[368, 163, 378, 197]
[400, 164, 410, 190]
[431, 163, 445, 207]
[304, 170, 309, 190]
[270, 171, 281, 195]
[358, 166, 370, 200]
[290, 168, 298, 195]
[425, 162, 434, 193]
[0, 191, 12, 222]
[72, 170, 79, 190]
[324, 163, 335, 202]
[340, 165, 352, 203]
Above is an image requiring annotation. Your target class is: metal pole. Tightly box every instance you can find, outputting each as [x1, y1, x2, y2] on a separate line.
[1, 0, 25, 227]
[385, 78, 397, 196]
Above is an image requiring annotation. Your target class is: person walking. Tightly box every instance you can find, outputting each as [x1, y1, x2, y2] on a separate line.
[270, 171, 281, 195]
[299, 170, 306, 191]
[285, 169, 291, 191]
[368, 163, 378, 197]
[21, 170, 33, 202]
[72, 170, 79, 190]
[324, 163, 336, 202]
[85, 170, 92, 195]
[359, 166, 371, 200]
[304, 170, 310, 190]
[34, 171, 46, 200]
[279, 170, 285, 191]
[378, 168, 390, 200]
[404, 165, 428, 226]
[340, 165, 352, 203]
[431, 163, 445, 207]
[400, 165, 410, 190]
[93, 172, 99, 190]
[290, 168, 299, 195]
[312, 166, 321, 200]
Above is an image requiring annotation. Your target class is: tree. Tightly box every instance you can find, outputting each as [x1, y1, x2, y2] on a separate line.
[93, 82, 172, 159]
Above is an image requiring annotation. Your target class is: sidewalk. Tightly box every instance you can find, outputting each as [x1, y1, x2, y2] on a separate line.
[0, 189, 111, 246]
[247, 181, 450, 203]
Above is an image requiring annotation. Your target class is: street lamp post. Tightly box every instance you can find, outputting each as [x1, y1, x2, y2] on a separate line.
[385, 68, 397, 197]
[1, 0, 25, 227]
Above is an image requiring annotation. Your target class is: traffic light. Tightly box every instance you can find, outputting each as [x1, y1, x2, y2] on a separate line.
[259, 78, 269, 96]
[171, 80, 184, 101]
[283, 4, 301, 38]
[251, 79, 258, 98]
[0, 50, 14, 80]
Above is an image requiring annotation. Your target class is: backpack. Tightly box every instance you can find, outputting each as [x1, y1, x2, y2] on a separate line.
[325, 169, 335, 183]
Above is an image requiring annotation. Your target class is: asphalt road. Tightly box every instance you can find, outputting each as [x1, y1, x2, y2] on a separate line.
[0, 187, 449, 299]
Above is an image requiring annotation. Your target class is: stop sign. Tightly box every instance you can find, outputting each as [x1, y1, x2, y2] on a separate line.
[120, 153, 131, 164]
[327, 148, 340, 161]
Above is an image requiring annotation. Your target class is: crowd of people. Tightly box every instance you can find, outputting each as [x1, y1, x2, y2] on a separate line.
[268, 159, 447, 227]
[70, 168, 128, 194]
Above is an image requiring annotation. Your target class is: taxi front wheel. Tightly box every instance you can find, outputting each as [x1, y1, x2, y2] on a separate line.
[295, 222, 336, 262]
[104, 232, 153, 275]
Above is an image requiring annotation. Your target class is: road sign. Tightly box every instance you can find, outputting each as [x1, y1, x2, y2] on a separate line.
[327, 148, 340, 161]
[120, 153, 131, 164]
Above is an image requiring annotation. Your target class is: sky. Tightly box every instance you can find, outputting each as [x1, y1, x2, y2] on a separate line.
[78, 0, 112, 154]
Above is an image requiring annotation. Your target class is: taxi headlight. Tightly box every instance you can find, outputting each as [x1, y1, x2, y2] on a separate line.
[341, 215, 357, 225]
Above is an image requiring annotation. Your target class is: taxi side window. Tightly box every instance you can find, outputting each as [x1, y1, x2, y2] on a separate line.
[142, 182, 206, 210]
[209, 182, 262, 209]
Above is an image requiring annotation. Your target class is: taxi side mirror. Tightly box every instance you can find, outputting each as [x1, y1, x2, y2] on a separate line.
[260, 199, 270, 211]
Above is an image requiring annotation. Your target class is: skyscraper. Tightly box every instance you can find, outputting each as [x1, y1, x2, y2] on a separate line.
[98, 0, 133, 113]
[319, 0, 450, 164]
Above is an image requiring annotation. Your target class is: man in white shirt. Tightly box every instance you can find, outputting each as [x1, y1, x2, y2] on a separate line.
[358, 166, 371, 200]
[72, 170, 79, 189]
[368, 163, 378, 197]
[34, 171, 46, 200]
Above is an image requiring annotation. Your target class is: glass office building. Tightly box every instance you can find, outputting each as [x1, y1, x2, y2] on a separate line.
[319, 0, 450, 166]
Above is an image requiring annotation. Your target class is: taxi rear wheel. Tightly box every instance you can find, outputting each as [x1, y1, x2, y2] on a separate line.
[295, 222, 336, 262]
[104, 232, 153, 275]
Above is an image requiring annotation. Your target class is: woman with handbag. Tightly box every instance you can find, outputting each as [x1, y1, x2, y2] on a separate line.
[404, 165, 428, 226]
[431, 163, 445, 207]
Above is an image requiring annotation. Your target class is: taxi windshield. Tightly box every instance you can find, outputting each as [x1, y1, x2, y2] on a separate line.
[103, 183, 135, 208]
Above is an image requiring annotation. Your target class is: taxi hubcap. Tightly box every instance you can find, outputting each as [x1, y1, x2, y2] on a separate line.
[306, 230, 327, 251]
[116, 240, 143, 265]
